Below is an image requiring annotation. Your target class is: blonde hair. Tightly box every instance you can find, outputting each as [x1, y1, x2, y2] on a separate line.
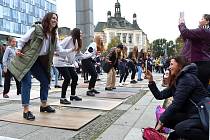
[95, 35, 104, 52]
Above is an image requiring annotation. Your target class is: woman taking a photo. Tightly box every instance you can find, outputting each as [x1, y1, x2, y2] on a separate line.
[146, 56, 209, 140]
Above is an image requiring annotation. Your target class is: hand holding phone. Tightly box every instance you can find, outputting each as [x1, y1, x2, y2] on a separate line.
[180, 12, 184, 18]
[179, 12, 185, 24]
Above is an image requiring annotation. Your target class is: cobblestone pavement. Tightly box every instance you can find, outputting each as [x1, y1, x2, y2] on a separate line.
[0, 72, 163, 140]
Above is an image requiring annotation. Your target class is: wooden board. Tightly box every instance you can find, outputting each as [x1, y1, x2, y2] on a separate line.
[124, 84, 148, 88]
[0, 107, 101, 130]
[94, 92, 133, 99]
[0, 89, 39, 101]
[51, 98, 122, 110]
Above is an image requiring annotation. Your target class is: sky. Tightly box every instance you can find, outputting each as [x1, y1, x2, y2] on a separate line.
[56, 0, 210, 42]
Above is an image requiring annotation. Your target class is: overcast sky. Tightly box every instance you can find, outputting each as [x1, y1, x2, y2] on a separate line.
[56, 0, 210, 42]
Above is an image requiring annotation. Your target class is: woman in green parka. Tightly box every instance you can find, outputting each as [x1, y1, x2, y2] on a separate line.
[8, 12, 74, 121]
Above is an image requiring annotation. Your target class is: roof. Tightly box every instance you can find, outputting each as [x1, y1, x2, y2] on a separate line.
[94, 17, 141, 32]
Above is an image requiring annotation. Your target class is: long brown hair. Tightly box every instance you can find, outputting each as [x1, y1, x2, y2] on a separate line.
[95, 35, 104, 52]
[71, 28, 82, 52]
[168, 56, 189, 87]
[42, 12, 58, 44]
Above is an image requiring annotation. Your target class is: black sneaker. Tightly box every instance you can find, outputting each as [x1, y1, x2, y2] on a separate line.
[60, 99, 71, 104]
[40, 105, 55, 113]
[54, 85, 62, 88]
[0, 85, 3, 87]
[3, 94, 9, 98]
[23, 111, 35, 121]
[70, 96, 82, 101]
[105, 87, 112, 91]
[91, 89, 100, 94]
[86, 91, 95, 96]
[112, 87, 116, 89]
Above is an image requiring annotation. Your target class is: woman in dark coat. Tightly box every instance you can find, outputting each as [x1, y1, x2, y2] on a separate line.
[146, 56, 209, 140]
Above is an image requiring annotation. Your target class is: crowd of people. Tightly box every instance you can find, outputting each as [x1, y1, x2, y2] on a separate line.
[0, 11, 209, 139]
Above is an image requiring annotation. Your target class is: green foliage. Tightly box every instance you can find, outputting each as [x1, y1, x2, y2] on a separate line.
[175, 36, 184, 54]
[151, 38, 178, 58]
[101, 36, 121, 56]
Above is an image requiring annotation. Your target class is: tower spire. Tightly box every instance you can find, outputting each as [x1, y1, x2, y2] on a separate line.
[114, 0, 121, 18]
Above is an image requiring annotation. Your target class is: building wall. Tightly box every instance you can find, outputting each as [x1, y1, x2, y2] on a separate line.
[96, 28, 148, 52]
[0, 0, 56, 39]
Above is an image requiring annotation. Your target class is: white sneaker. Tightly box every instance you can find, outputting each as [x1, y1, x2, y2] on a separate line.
[119, 83, 123, 87]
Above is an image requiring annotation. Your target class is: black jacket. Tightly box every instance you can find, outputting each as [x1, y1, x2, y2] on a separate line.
[148, 63, 209, 124]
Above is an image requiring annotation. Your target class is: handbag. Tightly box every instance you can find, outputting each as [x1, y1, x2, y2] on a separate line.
[142, 127, 166, 140]
[102, 62, 112, 73]
[190, 97, 210, 132]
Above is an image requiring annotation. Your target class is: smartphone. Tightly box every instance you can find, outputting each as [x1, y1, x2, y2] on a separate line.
[180, 12, 184, 18]
[145, 60, 148, 72]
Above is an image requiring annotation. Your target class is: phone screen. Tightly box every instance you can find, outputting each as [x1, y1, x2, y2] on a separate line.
[145, 60, 148, 72]
[180, 12, 184, 18]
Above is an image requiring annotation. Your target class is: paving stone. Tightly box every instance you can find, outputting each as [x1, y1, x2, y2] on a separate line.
[113, 106, 146, 126]
[96, 124, 131, 140]
[0, 123, 41, 139]
[22, 127, 78, 140]
[124, 128, 143, 140]
[115, 104, 132, 111]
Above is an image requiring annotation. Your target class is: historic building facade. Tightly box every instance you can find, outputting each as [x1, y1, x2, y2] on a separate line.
[94, 0, 149, 52]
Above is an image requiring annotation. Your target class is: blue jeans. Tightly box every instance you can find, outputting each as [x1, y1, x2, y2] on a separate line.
[51, 66, 59, 86]
[21, 60, 49, 106]
[0, 63, 2, 85]
[137, 66, 142, 80]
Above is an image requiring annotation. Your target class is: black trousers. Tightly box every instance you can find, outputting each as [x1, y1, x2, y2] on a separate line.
[56, 67, 78, 98]
[82, 58, 97, 90]
[128, 61, 136, 80]
[119, 68, 129, 83]
[3, 70, 21, 95]
[194, 61, 210, 89]
[164, 113, 208, 140]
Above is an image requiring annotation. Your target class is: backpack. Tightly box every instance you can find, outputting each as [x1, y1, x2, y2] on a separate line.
[142, 127, 166, 140]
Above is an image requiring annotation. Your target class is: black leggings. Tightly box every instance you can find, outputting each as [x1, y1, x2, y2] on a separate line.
[194, 61, 210, 89]
[119, 68, 129, 83]
[128, 62, 136, 80]
[164, 114, 208, 140]
[82, 58, 97, 89]
[57, 67, 78, 98]
[3, 70, 21, 95]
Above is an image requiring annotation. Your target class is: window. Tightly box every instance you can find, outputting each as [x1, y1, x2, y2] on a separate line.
[0, 5, 3, 18]
[0, 18, 3, 30]
[11, 9, 18, 22]
[21, 24, 27, 34]
[20, 1, 26, 12]
[123, 33, 127, 43]
[117, 33, 121, 40]
[20, 12, 26, 24]
[39, 9, 45, 18]
[27, 14, 33, 25]
[29, 4, 34, 15]
[3, 7, 11, 20]
[51, 4, 56, 12]
[40, 0, 44, 9]
[128, 34, 133, 44]
[0, 0, 3, 5]
[3, 19, 10, 32]
[35, 0, 40, 7]
[34, 6, 39, 17]
[3, 0, 9, 7]
[13, 0, 20, 10]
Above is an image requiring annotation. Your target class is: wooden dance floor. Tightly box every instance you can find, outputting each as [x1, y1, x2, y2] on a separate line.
[0, 107, 101, 130]
[51, 98, 122, 110]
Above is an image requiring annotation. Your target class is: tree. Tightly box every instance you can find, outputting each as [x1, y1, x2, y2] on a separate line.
[175, 36, 184, 54]
[101, 36, 121, 56]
